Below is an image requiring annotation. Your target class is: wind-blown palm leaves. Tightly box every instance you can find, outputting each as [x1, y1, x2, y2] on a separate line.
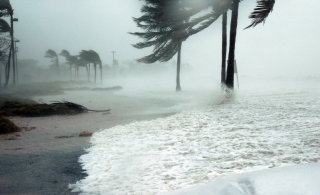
[131, 0, 188, 63]
[0, 18, 10, 32]
[79, 50, 102, 83]
[133, 0, 275, 54]
[44, 49, 60, 78]
[131, 0, 233, 61]
[245, 0, 275, 29]
[0, 0, 12, 17]
[132, 0, 275, 89]
[131, 0, 192, 91]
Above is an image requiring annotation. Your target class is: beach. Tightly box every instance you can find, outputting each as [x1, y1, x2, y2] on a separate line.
[0, 90, 180, 195]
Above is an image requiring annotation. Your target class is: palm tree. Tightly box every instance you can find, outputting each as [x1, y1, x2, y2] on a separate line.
[134, 0, 276, 90]
[59, 50, 79, 79]
[225, 0, 275, 89]
[79, 50, 102, 83]
[130, 0, 189, 92]
[44, 49, 59, 79]
[77, 57, 89, 81]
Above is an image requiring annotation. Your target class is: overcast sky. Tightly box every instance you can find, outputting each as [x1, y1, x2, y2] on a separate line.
[7, 0, 320, 78]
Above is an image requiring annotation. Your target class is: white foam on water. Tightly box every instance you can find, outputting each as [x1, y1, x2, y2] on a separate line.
[163, 163, 320, 195]
[70, 81, 320, 195]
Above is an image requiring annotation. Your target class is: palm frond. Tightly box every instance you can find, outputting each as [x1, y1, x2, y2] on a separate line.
[0, 18, 10, 33]
[0, 0, 12, 10]
[44, 49, 58, 58]
[59, 49, 70, 58]
[245, 0, 275, 29]
[0, 0, 12, 17]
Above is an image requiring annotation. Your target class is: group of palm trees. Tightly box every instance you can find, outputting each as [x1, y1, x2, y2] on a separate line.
[44, 49, 102, 83]
[0, 0, 18, 89]
[131, 0, 275, 91]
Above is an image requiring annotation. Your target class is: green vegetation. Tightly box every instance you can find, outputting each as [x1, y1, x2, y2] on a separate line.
[0, 116, 20, 134]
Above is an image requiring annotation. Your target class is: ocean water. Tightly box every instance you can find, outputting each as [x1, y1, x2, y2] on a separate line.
[69, 78, 320, 195]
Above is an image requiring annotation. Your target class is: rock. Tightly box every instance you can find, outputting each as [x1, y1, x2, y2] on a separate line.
[79, 131, 92, 137]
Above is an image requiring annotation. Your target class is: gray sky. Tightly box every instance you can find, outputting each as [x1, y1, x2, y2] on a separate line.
[8, 0, 320, 78]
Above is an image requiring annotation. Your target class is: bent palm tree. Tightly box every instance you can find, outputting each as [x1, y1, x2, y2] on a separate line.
[133, 0, 275, 89]
[79, 50, 102, 83]
[130, 0, 189, 91]
[44, 49, 59, 78]
[60, 50, 79, 79]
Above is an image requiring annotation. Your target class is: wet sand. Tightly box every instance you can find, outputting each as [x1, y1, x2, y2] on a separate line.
[0, 91, 180, 195]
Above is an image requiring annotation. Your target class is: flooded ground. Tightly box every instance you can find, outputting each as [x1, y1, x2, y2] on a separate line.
[70, 78, 320, 194]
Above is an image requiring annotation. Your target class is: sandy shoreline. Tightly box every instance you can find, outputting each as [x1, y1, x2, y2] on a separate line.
[0, 91, 181, 194]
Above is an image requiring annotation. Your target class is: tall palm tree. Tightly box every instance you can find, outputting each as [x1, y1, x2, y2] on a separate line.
[225, 0, 275, 89]
[89, 50, 102, 84]
[130, 0, 189, 92]
[59, 50, 79, 79]
[133, 0, 276, 90]
[79, 50, 102, 83]
[77, 57, 89, 81]
[44, 49, 59, 78]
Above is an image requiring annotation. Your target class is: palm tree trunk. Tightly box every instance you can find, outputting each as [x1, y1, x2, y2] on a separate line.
[86, 64, 89, 81]
[16, 50, 18, 84]
[4, 48, 12, 87]
[100, 62, 102, 83]
[10, 15, 16, 86]
[74, 65, 76, 80]
[226, 0, 239, 89]
[69, 64, 72, 80]
[56, 58, 59, 79]
[176, 42, 182, 92]
[89, 64, 91, 81]
[94, 63, 96, 83]
[77, 66, 79, 80]
[0, 63, 1, 90]
[221, 12, 227, 87]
